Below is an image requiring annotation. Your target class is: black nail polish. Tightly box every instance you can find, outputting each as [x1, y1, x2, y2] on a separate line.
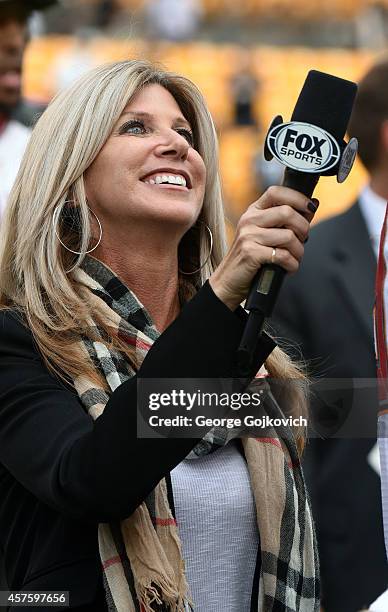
[308, 200, 318, 213]
[304, 236, 309, 243]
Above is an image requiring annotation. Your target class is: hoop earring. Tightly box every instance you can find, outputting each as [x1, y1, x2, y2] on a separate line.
[52, 205, 103, 255]
[179, 222, 213, 275]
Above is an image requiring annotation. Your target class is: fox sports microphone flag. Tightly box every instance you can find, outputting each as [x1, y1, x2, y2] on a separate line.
[238, 70, 358, 374]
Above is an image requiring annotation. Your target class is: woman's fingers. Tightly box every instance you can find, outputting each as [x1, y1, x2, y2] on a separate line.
[249, 227, 305, 262]
[253, 185, 318, 223]
[209, 186, 319, 310]
[305, 198, 319, 223]
[264, 245, 300, 273]
[241, 205, 310, 243]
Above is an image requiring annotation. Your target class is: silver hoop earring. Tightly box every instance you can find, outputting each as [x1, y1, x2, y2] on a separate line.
[52, 205, 102, 256]
[179, 222, 213, 275]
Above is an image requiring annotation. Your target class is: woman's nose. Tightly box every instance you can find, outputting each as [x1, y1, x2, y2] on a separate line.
[154, 130, 190, 161]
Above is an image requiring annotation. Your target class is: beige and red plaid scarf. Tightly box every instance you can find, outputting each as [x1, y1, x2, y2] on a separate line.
[72, 256, 319, 611]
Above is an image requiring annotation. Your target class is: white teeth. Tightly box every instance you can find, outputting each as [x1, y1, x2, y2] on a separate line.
[143, 173, 189, 187]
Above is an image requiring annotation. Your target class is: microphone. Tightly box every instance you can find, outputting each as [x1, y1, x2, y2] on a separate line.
[237, 70, 358, 375]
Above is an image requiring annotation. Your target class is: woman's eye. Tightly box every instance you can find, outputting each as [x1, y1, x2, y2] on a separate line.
[120, 120, 146, 135]
[177, 129, 194, 146]
[119, 120, 194, 146]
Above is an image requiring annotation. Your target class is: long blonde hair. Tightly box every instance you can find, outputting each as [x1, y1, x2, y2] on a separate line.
[0, 59, 307, 452]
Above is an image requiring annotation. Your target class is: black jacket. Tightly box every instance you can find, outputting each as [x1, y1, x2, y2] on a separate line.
[0, 281, 273, 610]
[272, 202, 388, 611]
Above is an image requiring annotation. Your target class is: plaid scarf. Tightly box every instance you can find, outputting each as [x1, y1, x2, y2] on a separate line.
[72, 256, 320, 611]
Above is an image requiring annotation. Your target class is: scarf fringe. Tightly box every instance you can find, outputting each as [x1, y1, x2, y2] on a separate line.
[123, 504, 191, 612]
[136, 578, 189, 612]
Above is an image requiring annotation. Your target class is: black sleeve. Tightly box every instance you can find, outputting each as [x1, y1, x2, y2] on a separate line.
[0, 281, 275, 523]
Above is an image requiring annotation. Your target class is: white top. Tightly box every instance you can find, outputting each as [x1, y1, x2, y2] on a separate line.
[358, 183, 388, 350]
[358, 183, 387, 257]
[170, 440, 259, 612]
[359, 183, 388, 344]
[0, 120, 30, 219]
[369, 588, 388, 611]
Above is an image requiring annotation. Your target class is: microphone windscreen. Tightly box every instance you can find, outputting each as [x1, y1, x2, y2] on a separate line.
[291, 70, 357, 142]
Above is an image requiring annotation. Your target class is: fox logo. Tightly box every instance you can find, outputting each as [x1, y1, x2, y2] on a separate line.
[267, 121, 340, 173]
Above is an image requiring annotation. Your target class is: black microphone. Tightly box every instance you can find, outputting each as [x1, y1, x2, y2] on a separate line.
[237, 70, 358, 375]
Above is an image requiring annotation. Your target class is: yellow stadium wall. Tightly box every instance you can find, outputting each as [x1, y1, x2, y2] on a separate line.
[23, 37, 379, 229]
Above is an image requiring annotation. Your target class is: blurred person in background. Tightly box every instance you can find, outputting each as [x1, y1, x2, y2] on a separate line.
[368, 156, 388, 612]
[50, 28, 97, 92]
[253, 151, 284, 194]
[95, 0, 116, 30]
[272, 59, 388, 611]
[0, 0, 56, 218]
[229, 48, 260, 128]
[144, 0, 203, 42]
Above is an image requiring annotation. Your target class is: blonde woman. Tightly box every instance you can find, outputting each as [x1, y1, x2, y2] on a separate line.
[0, 60, 319, 611]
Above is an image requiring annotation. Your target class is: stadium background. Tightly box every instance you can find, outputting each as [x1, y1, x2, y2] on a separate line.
[22, 0, 387, 235]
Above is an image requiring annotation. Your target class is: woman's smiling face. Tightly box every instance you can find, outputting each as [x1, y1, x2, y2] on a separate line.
[84, 83, 207, 235]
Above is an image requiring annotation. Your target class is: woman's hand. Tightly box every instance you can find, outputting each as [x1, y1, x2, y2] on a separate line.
[209, 186, 318, 310]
